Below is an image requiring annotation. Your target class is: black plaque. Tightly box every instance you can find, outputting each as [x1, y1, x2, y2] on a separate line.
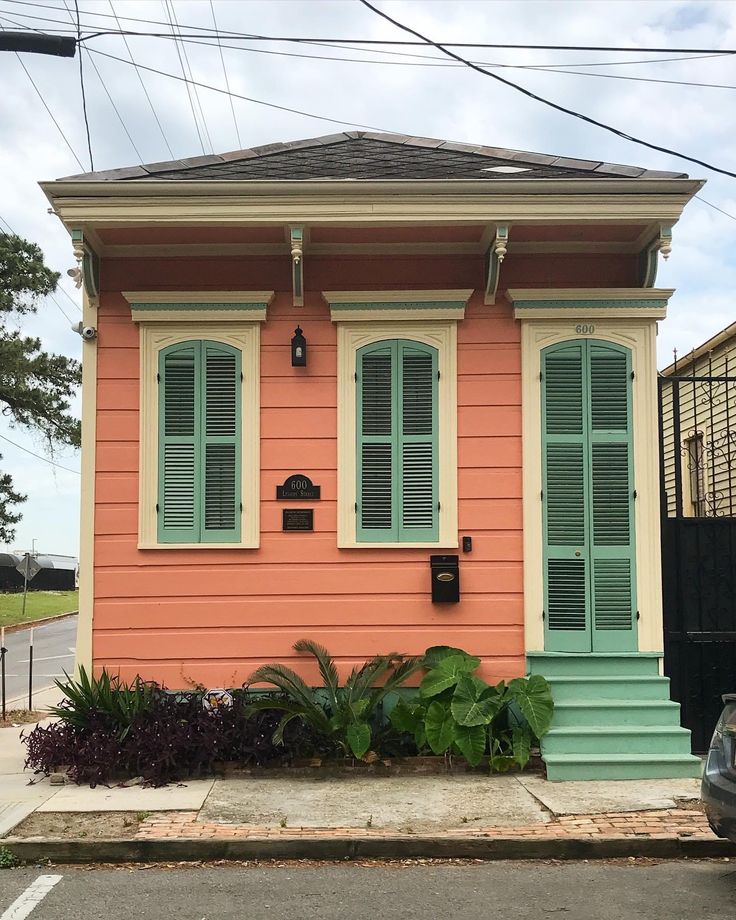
[276, 474, 321, 501]
[282, 509, 314, 532]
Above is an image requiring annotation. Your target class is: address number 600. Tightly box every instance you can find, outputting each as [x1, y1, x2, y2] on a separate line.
[575, 323, 595, 334]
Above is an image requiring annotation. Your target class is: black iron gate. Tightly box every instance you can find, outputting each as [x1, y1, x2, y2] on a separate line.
[659, 366, 736, 752]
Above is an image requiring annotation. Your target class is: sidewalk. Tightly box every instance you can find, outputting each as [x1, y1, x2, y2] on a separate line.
[1, 701, 730, 862]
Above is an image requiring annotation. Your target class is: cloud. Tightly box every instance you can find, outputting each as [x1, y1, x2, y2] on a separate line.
[1, 0, 735, 553]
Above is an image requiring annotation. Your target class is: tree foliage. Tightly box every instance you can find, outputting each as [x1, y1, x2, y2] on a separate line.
[0, 232, 81, 541]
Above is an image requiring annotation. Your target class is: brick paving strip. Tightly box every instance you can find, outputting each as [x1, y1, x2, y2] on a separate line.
[135, 809, 715, 841]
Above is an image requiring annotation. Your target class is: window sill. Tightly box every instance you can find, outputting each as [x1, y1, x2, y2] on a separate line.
[137, 541, 260, 550]
[337, 540, 459, 550]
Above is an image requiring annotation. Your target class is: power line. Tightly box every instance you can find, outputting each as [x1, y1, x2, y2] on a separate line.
[167, 0, 214, 154]
[0, 35, 85, 171]
[161, 0, 206, 155]
[61, 0, 143, 163]
[209, 0, 241, 149]
[4, 1, 736, 55]
[357, 0, 736, 181]
[0, 433, 80, 476]
[87, 47, 392, 134]
[695, 196, 736, 223]
[108, 0, 175, 159]
[72, 0, 93, 170]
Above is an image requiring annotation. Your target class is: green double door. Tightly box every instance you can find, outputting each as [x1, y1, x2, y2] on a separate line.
[541, 339, 637, 653]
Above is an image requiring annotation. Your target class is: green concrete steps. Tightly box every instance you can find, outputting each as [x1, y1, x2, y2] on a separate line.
[545, 676, 671, 702]
[543, 725, 693, 756]
[552, 700, 684, 728]
[542, 754, 703, 782]
[528, 652, 701, 781]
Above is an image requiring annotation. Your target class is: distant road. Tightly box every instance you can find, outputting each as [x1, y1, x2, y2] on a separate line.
[2, 615, 77, 705]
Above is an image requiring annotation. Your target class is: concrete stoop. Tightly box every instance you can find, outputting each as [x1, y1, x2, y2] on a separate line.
[528, 653, 702, 781]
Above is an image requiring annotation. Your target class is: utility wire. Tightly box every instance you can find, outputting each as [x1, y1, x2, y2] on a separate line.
[72, 0, 93, 170]
[87, 47, 392, 133]
[358, 0, 736, 181]
[695, 196, 736, 223]
[0, 433, 80, 475]
[5, 1, 736, 54]
[108, 0, 175, 159]
[167, 0, 214, 154]
[161, 0, 206, 155]
[0, 33, 85, 170]
[209, 0, 241, 149]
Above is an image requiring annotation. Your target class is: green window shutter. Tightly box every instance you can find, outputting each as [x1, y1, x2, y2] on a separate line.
[158, 340, 241, 544]
[398, 342, 438, 541]
[541, 340, 637, 652]
[356, 339, 438, 543]
[158, 343, 200, 543]
[201, 342, 241, 543]
[542, 343, 589, 649]
[588, 343, 636, 645]
[357, 343, 397, 541]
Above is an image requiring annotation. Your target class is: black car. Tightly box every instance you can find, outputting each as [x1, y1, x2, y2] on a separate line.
[702, 694, 736, 842]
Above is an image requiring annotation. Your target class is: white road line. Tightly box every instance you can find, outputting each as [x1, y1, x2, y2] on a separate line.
[17, 655, 74, 664]
[0, 874, 63, 920]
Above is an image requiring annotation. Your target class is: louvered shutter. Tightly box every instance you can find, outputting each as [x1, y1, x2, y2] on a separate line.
[158, 343, 200, 543]
[542, 343, 590, 652]
[201, 342, 241, 542]
[399, 342, 438, 541]
[158, 340, 241, 544]
[356, 339, 439, 543]
[541, 340, 637, 653]
[589, 343, 636, 650]
[357, 343, 396, 541]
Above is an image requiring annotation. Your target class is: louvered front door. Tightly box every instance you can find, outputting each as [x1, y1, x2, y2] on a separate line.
[542, 340, 637, 652]
[356, 339, 438, 542]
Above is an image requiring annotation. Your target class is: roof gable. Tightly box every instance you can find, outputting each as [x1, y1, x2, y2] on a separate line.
[58, 131, 687, 182]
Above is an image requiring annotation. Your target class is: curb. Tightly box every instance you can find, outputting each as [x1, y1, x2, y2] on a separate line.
[2, 835, 735, 864]
[3, 611, 78, 636]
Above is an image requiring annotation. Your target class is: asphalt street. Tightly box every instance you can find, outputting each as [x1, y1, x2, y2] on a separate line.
[1, 615, 77, 705]
[0, 862, 734, 919]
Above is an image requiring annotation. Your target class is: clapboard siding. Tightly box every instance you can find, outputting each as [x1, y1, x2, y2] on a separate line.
[661, 344, 736, 517]
[92, 251, 637, 687]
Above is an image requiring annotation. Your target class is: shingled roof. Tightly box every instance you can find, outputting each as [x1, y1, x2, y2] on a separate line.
[58, 131, 687, 182]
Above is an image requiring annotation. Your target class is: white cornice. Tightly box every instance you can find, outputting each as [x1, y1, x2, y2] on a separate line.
[122, 290, 274, 304]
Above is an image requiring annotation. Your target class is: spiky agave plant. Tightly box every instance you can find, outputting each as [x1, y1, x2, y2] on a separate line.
[247, 640, 421, 759]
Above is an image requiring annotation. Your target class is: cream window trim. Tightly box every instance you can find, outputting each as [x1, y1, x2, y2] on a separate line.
[138, 322, 260, 549]
[337, 320, 458, 549]
[520, 317, 663, 654]
[123, 290, 274, 324]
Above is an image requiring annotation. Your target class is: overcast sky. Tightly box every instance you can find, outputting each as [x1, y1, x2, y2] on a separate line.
[0, 0, 735, 557]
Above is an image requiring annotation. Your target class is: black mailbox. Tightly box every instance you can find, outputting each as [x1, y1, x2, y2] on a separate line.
[430, 555, 460, 604]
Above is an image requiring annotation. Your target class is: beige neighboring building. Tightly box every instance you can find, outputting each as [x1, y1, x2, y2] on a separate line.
[660, 322, 736, 518]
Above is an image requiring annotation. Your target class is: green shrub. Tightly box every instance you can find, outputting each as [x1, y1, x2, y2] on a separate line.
[50, 666, 158, 738]
[0, 847, 19, 869]
[389, 646, 554, 770]
[247, 639, 421, 759]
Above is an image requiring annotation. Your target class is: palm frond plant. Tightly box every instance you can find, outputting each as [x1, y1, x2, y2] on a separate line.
[247, 640, 421, 760]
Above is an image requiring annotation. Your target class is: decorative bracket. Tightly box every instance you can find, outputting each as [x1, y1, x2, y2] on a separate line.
[70, 229, 100, 307]
[289, 225, 304, 307]
[639, 222, 673, 288]
[484, 224, 509, 304]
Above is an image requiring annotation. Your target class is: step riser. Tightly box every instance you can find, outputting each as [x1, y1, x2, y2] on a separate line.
[552, 705, 683, 728]
[542, 732, 693, 756]
[528, 656, 661, 677]
[545, 678, 670, 701]
[546, 761, 702, 782]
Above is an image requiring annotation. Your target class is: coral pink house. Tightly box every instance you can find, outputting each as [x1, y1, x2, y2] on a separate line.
[42, 133, 702, 778]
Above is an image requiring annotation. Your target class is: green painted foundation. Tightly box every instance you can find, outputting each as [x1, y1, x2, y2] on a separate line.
[527, 653, 702, 781]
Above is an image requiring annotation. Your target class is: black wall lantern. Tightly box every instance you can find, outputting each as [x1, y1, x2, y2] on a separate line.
[291, 326, 307, 367]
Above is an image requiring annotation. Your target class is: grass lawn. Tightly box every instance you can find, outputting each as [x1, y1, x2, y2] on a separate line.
[0, 590, 78, 628]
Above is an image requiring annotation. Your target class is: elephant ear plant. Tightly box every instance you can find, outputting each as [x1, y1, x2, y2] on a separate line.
[389, 646, 554, 770]
[247, 640, 422, 760]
